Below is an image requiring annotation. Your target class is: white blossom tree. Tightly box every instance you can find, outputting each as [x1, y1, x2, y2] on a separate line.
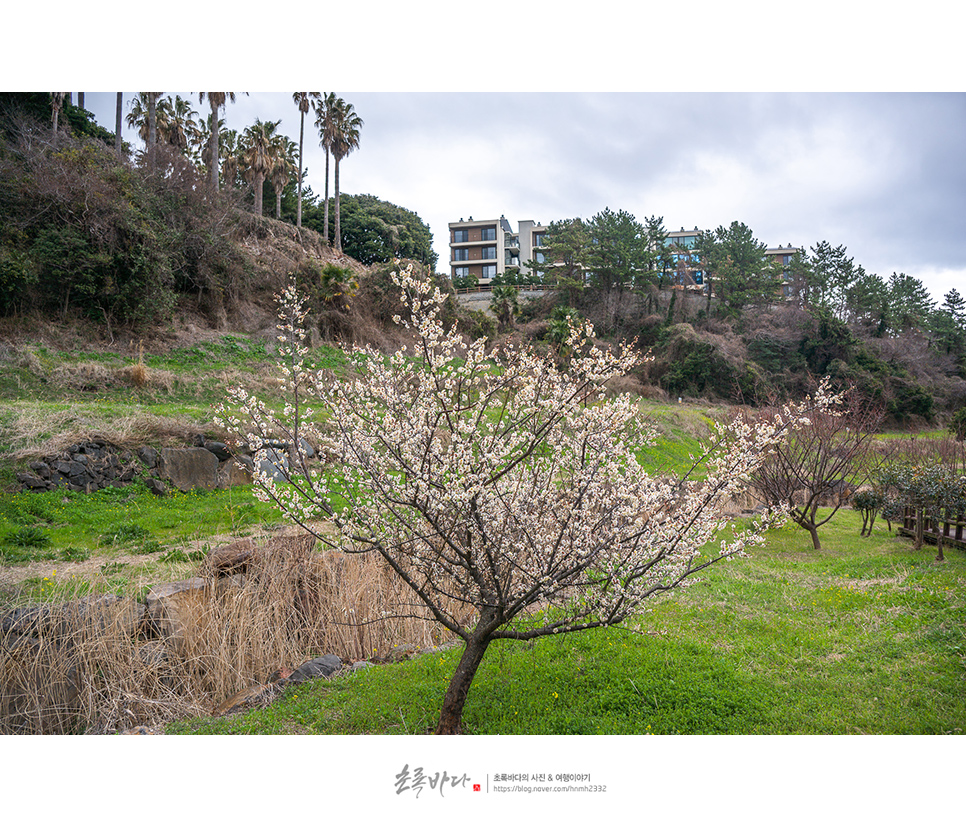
[219, 262, 834, 734]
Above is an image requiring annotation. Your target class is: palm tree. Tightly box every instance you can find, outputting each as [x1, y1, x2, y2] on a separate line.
[292, 92, 320, 228]
[219, 128, 241, 190]
[269, 136, 298, 220]
[198, 92, 244, 190]
[327, 98, 363, 253]
[239, 119, 281, 216]
[126, 93, 164, 168]
[164, 95, 199, 154]
[313, 92, 338, 243]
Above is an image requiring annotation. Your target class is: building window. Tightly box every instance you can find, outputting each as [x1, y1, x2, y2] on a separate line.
[453, 248, 469, 261]
[533, 232, 546, 247]
[481, 227, 496, 241]
[782, 254, 792, 265]
[453, 229, 468, 243]
[482, 265, 497, 280]
[454, 266, 469, 278]
[535, 251, 546, 264]
[481, 246, 497, 260]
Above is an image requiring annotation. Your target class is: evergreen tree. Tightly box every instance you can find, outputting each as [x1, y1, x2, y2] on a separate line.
[696, 221, 780, 319]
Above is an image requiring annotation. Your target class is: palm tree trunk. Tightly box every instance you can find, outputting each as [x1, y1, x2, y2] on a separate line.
[276, 188, 282, 220]
[334, 157, 341, 251]
[297, 113, 305, 228]
[323, 149, 331, 244]
[209, 99, 220, 191]
[115, 93, 123, 157]
[255, 174, 264, 216]
[147, 94, 158, 171]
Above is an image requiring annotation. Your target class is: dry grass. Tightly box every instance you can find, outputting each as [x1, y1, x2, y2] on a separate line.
[0, 405, 213, 463]
[0, 529, 473, 734]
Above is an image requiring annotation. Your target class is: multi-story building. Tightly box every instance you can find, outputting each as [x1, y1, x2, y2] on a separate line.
[448, 216, 547, 285]
[665, 227, 705, 287]
[766, 244, 800, 300]
[449, 216, 798, 299]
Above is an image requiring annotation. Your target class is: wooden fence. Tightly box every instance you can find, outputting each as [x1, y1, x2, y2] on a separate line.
[899, 508, 966, 550]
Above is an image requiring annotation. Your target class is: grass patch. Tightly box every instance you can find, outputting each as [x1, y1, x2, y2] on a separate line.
[166, 510, 966, 735]
[0, 483, 283, 566]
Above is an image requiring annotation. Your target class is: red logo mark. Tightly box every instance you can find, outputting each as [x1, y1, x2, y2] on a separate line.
[473, 784, 481, 792]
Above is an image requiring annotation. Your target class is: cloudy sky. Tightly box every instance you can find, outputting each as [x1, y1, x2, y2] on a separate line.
[77, 90, 965, 304]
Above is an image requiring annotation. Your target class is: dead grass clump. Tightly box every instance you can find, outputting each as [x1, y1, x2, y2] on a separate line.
[0, 529, 473, 733]
[0, 406, 214, 463]
[0, 596, 203, 734]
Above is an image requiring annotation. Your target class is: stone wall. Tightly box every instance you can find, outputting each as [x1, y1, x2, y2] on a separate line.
[15, 439, 255, 495]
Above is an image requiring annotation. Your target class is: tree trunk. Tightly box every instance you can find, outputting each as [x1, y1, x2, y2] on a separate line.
[254, 174, 264, 216]
[334, 157, 341, 251]
[436, 636, 491, 735]
[210, 100, 220, 191]
[297, 114, 304, 228]
[115, 93, 123, 157]
[147, 93, 157, 171]
[323, 150, 330, 243]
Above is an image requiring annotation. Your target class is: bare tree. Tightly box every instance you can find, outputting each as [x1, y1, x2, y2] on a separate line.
[745, 390, 884, 549]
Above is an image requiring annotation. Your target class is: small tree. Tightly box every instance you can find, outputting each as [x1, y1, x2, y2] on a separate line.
[878, 461, 966, 562]
[744, 391, 883, 550]
[219, 263, 833, 734]
[489, 283, 520, 332]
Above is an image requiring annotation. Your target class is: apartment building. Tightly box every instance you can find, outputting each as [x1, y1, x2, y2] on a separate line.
[448, 216, 547, 285]
[449, 216, 798, 298]
[766, 244, 800, 299]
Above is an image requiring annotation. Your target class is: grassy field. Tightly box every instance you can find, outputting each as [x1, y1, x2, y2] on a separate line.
[165, 510, 965, 735]
[2, 334, 964, 735]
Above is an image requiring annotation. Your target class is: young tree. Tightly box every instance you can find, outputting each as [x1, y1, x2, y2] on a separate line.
[585, 208, 647, 331]
[219, 262, 835, 734]
[489, 283, 520, 332]
[696, 222, 781, 320]
[531, 217, 590, 305]
[744, 391, 883, 549]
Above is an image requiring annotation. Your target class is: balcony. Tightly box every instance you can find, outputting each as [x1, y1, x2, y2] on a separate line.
[504, 235, 520, 252]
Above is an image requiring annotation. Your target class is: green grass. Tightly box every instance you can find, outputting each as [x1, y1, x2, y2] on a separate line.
[0, 482, 283, 570]
[165, 510, 966, 736]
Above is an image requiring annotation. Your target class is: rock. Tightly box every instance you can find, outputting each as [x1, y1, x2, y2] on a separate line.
[144, 577, 243, 649]
[158, 447, 220, 491]
[203, 440, 231, 462]
[350, 661, 373, 673]
[1, 594, 145, 643]
[16, 472, 47, 490]
[212, 668, 292, 717]
[204, 538, 259, 576]
[211, 681, 281, 718]
[256, 446, 289, 483]
[144, 477, 168, 497]
[383, 643, 420, 663]
[137, 446, 158, 468]
[217, 458, 253, 488]
[285, 654, 342, 684]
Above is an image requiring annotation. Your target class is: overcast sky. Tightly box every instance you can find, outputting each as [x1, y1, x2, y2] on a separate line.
[77, 91, 965, 304]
